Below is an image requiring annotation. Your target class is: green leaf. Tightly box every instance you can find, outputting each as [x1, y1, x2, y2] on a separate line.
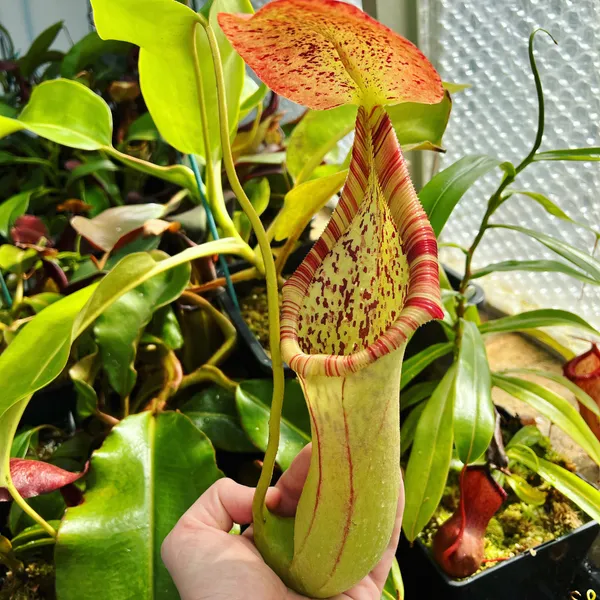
[500, 368, 600, 417]
[493, 375, 600, 466]
[286, 105, 357, 184]
[0, 191, 32, 238]
[0, 238, 245, 426]
[504, 473, 547, 506]
[55, 411, 223, 599]
[94, 253, 189, 397]
[386, 90, 452, 152]
[507, 446, 600, 522]
[400, 342, 453, 389]
[125, 112, 160, 143]
[0, 79, 112, 150]
[61, 31, 131, 79]
[236, 379, 311, 471]
[419, 155, 500, 236]
[479, 308, 600, 337]
[273, 170, 348, 241]
[453, 320, 494, 464]
[0, 245, 38, 274]
[18, 22, 63, 78]
[471, 259, 598, 286]
[181, 386, 255, 453]
[505, 425, 545, 450]
[382, 557, 404, 600]
[234, 177, 271, 241]
[69, 350, 101, 420]
[91, 0, 252, 159]
[239, 78, 268, 120]
[400, 402, 427, 456]
[534, 148, 600, 162]
[11, 425, 47, 459]
[11, 521, 61, 550]
[66, 159, 119, 186]
[147, 306, 183, 350]
[401, 380, 438, 412]
[403, 367, 456, 541]
[9, 490, 65, 536]
[490, 224, 600, 282]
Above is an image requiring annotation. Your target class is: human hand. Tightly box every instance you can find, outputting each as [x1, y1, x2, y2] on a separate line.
[162, 444, 404, 600]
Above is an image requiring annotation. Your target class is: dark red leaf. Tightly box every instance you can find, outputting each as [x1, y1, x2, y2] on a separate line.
[433, 466, 507, 578]
[0, 459, 88, 502]
[11, 215, 51, 248]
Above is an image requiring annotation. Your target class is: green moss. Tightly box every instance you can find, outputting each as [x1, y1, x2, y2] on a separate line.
[0, 561, 55, 600]
[419, 446, 586, 577]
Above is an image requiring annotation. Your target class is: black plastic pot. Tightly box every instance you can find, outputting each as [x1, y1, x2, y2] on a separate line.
[217, 248, 484, 378]
[397, 520, 599, 600]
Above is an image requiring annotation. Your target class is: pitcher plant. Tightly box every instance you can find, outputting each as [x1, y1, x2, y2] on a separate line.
[219, 0, 445, 596]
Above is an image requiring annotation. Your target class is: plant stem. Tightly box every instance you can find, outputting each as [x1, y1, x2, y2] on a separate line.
[201, 18, 285, 531]
[189, 266, 259, 294]
[189, 154, 240, 309]
[179, 364, 238, 393]
[5, 479, 57, 539]
[191, 23, 240, 242]
[456, 30, 554, 322]
[0, 271, 12, 308]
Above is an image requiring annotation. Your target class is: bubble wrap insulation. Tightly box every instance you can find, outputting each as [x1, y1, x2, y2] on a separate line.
[419, 0, 600, 337]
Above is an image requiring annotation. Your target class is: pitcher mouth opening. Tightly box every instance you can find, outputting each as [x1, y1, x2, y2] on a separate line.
[280, 105, 443, 379]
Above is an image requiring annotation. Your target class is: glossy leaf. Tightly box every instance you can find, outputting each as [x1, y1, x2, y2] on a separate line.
[286, 105, 357, 183]
[91, 0, 252, 158]
[386, 90, 452, 152]
[0, 245, 38, 274]
[493, 375, 600, 465]
[273, 170, 348, 241]
[453, 320, 495, 464]
[125, 112, 160, 143]
[400, 342, 453, 389]
[147, 306, 184, 350]
[70, 351, 100, 419]
[401, 380, 438, 412]
[0, 191, 33, 239]
[236, 379, 310, 471]
[501, 367, 600, 417]
[534, 148, 600, 162]
[507, 446, 600, 522]
[505, 473, 547, 506]
[18, 22, 63, 78]
[491, 224, 600, 282]
[403, 367, 455, 541]
[219, 0, 443, 110]
[181, 386, 255, 453]
[0, 459, 86, 502]
[11, 425, 48, 459]
[61, 31, 130, 79]
[0, 238, 245, 426]
[400, 402, 426, 456]
[419, 155, 500, 236]
[471, 259, 598, 286]
[11, 521, 62, 550]
[234, 177, 271, 241]
[0, 79, 112, 150]
[505, 425, 545, 450]
[0, 401, 30, 487]
[382, 558, 404, 600]
[479, 308, 600, 337]
[55, 411, 223, 599]
[239, 78, 268, 120]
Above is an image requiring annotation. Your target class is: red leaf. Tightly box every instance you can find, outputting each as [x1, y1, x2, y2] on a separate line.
[433, 467, 507, 578]
[564, 344, 600, 440]
[11, 215, 51, 248]
[0, 459, 88, 502]
[218, 0, 443, 110]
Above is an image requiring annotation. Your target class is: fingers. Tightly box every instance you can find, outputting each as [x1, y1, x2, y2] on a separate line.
[274, 443, 312, 517]
[179, 478, 281, 532]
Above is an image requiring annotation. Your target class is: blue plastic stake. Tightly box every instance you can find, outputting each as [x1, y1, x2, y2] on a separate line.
[0, 271, 12, 309]
[188, 155, 240, 309]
